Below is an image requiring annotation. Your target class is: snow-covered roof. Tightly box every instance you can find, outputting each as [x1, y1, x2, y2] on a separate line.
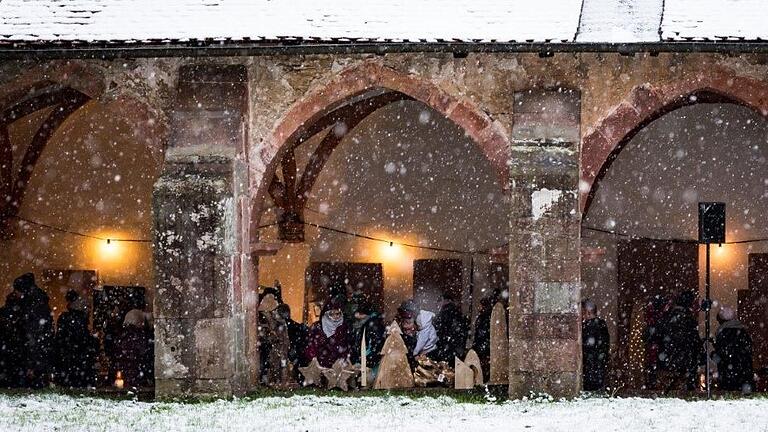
[576, 0, 664, 43]
[661, 0, 767, 41]
[0, 0, 765, 46]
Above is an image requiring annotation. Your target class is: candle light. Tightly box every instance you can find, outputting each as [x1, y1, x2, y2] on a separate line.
[114, 370, 125, 390]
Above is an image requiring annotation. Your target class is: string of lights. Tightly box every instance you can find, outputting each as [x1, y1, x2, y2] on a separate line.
[304, 221, 479, 254]
[39, 213, 761, 250]
[583, 225, 768, 245]
[13, 214, 768, 249]
[260, 203, 508, 254]
[258, 219, 506, 255]
[11, 215, 152, 243]
[11, 215, 507, 254]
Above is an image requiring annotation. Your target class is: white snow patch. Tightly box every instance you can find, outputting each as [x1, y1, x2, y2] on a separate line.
[0, 394, 766, 432]
[157, 352, 189, 379]
[1, 1, 767, 44]
[662, 0, 768, 41]
[577, 0, 664, 43]
[531, 188, 563, 220]
[196, 233, 218, 251]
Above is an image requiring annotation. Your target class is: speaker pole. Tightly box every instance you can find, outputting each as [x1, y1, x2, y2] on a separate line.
[698, 201, 724, 400]
[705, 242, 712, 400]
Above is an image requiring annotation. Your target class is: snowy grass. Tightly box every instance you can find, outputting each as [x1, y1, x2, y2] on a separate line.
[1, 391, 768, 431]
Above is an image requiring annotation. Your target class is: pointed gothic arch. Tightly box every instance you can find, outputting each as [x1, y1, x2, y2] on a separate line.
[581, 70, 768, 214]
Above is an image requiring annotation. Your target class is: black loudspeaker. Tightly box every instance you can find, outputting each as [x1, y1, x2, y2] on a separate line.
[698, 202, 726, 244]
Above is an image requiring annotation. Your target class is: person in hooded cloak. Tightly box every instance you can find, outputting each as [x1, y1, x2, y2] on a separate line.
[305, 295, 350, 368]
[0, 290, 23, 387]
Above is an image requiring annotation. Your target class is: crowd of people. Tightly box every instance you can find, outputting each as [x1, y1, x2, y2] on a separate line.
[258, 281, 494, 386]
[0, 272, 755, 394]
[0, 273, 153, 390]
[581, 290, 755, 394]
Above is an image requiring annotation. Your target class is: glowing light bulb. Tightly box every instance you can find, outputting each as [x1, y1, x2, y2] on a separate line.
[382, 241, 401, 261]
[98, 237, 121, 260]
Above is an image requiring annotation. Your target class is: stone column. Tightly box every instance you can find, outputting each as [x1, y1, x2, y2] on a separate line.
[153, 64, 252, 397]
[508, 89, 582, 398]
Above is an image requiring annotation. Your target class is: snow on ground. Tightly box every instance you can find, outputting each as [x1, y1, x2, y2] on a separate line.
[0, 393, 767, 432]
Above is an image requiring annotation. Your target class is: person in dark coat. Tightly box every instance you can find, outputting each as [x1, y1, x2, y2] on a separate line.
[276, 304, 308, 368]
[103, 304, 124, 381]
[257, 291, 284, 385]
[13, 273, 54, 388]
[276, 303, 308, 385]
[432, 293, 470, 363]
[473, 297, 494, 382]
[304, 296, 350, 368]
[55, 290, 98, 388]
[713, 306, 754, 393]
[582, 298, 610, 391]
[0, 290, 23, 387]
[348, 295, 386, 369]
[659, 290, 702, 391]
[258, 293, 290, 386]
[642, 294, 670, 390]
[114, 308, 152, 389]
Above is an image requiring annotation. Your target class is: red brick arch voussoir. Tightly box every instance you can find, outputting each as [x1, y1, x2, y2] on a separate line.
[250, 60, 511, 223]
[581, 70, 768, 214]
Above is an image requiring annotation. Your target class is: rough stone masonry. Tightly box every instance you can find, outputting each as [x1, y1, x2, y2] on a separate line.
[2, 51, 768, 397]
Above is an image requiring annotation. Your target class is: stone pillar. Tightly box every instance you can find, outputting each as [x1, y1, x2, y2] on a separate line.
[508, 89, 582, 398]
[153, 64, 252, 397]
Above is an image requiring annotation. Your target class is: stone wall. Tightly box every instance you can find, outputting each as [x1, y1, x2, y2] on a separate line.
[152, 65, 253, 396]
[153, 150, 240, 395]
[2, 50, 768, 397]
[243, 51, 768, 397]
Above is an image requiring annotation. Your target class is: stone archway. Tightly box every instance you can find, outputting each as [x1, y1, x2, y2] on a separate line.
[249, 60, 511, 228]
[247, 60, 585, 399]
[581, 70, 768, 214]
[0, 61, 168, 238]
[245, 60, 514, 392]
[152, 60, 584, 398]
[580, 69, 768, 392]
[0, 60, 169, 393]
